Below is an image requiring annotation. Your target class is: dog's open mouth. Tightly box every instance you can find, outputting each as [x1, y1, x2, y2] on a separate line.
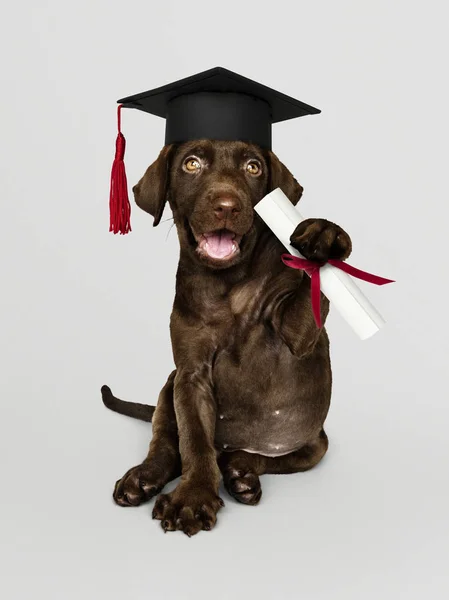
[198, 230, 242, 260]
[189, 224, 243, 261]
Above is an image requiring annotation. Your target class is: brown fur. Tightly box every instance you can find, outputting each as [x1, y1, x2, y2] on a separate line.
[102, 139, 351, 536]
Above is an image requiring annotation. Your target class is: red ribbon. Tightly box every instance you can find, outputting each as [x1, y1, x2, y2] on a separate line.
[281, 253, 395, 329]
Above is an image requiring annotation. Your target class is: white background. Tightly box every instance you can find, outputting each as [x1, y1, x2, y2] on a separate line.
[1, 1, 448, 598]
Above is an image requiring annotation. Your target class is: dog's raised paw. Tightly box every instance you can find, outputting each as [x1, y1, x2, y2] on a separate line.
[223, 467, 262, 505]
[289, 218, 352, 262]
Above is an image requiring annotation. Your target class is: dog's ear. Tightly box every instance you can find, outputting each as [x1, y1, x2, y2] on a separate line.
[265, 150, 304, 206]
[132, 144, 176, 227]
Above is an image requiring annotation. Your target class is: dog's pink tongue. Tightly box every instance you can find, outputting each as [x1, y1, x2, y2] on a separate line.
[205, 231, 235, 258]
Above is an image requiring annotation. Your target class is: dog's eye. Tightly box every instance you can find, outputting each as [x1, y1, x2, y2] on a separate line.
[183, 157, 202, 172]
[246, 160, 261, 175]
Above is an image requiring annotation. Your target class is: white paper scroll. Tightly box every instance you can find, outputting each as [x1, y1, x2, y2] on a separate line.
[254, 188, 387, 340]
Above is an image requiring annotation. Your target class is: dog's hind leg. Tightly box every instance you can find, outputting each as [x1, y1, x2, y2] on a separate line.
[261, 429, 329, 474]
[113, 370, 181, 507]
[218, 430, 328, 505]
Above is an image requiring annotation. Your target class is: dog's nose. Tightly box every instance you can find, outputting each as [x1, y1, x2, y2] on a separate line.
[213, 196, 241, 221]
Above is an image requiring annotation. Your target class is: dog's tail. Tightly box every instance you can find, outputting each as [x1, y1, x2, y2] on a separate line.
[101, 385, 156, 423]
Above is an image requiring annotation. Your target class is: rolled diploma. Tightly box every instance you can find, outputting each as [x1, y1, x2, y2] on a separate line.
[254, 188, 386, 340]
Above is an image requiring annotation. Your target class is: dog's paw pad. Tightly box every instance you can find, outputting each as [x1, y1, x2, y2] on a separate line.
[224, 469, 262, 505]
[113, 464, 165, 507]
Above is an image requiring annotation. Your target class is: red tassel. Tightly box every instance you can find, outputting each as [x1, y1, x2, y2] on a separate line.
[109, 104, 131, 234]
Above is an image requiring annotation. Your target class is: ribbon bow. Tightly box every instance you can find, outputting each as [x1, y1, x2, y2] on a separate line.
[281, 254, 395, 329]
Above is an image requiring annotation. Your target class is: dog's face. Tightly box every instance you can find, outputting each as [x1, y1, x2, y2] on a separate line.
[133, 139, 303, 270]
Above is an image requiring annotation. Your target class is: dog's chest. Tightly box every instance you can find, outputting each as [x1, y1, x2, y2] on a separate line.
[227, 274, 270, 321]
[211, 277, 319, 457]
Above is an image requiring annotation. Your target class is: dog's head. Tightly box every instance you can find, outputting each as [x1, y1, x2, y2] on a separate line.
[133, 140, 303, 270]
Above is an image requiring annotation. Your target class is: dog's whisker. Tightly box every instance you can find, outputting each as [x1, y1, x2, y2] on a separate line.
[165, 220, 176, 242]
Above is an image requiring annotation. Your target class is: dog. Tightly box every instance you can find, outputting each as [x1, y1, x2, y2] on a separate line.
[101, 139, 352, 536]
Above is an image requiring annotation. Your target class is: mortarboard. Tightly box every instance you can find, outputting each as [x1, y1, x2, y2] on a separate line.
[109, 67, 320, 235]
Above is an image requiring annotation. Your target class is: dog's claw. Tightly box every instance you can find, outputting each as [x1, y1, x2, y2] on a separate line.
[113, 464, 169, 509]
[152, 487, 221, 535]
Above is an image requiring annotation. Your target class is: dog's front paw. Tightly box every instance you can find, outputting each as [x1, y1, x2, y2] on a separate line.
[113, 463, 165, 507]
[152, 483, 224, 536]
[290, 218, 352, 262]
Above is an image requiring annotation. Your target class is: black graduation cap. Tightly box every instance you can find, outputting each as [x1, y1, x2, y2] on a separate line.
[118, 66, 320, 151]
[109, 67, 320, 234]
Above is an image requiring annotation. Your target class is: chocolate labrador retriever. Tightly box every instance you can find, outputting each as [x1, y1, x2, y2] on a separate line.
[101, 139, 351, 536]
